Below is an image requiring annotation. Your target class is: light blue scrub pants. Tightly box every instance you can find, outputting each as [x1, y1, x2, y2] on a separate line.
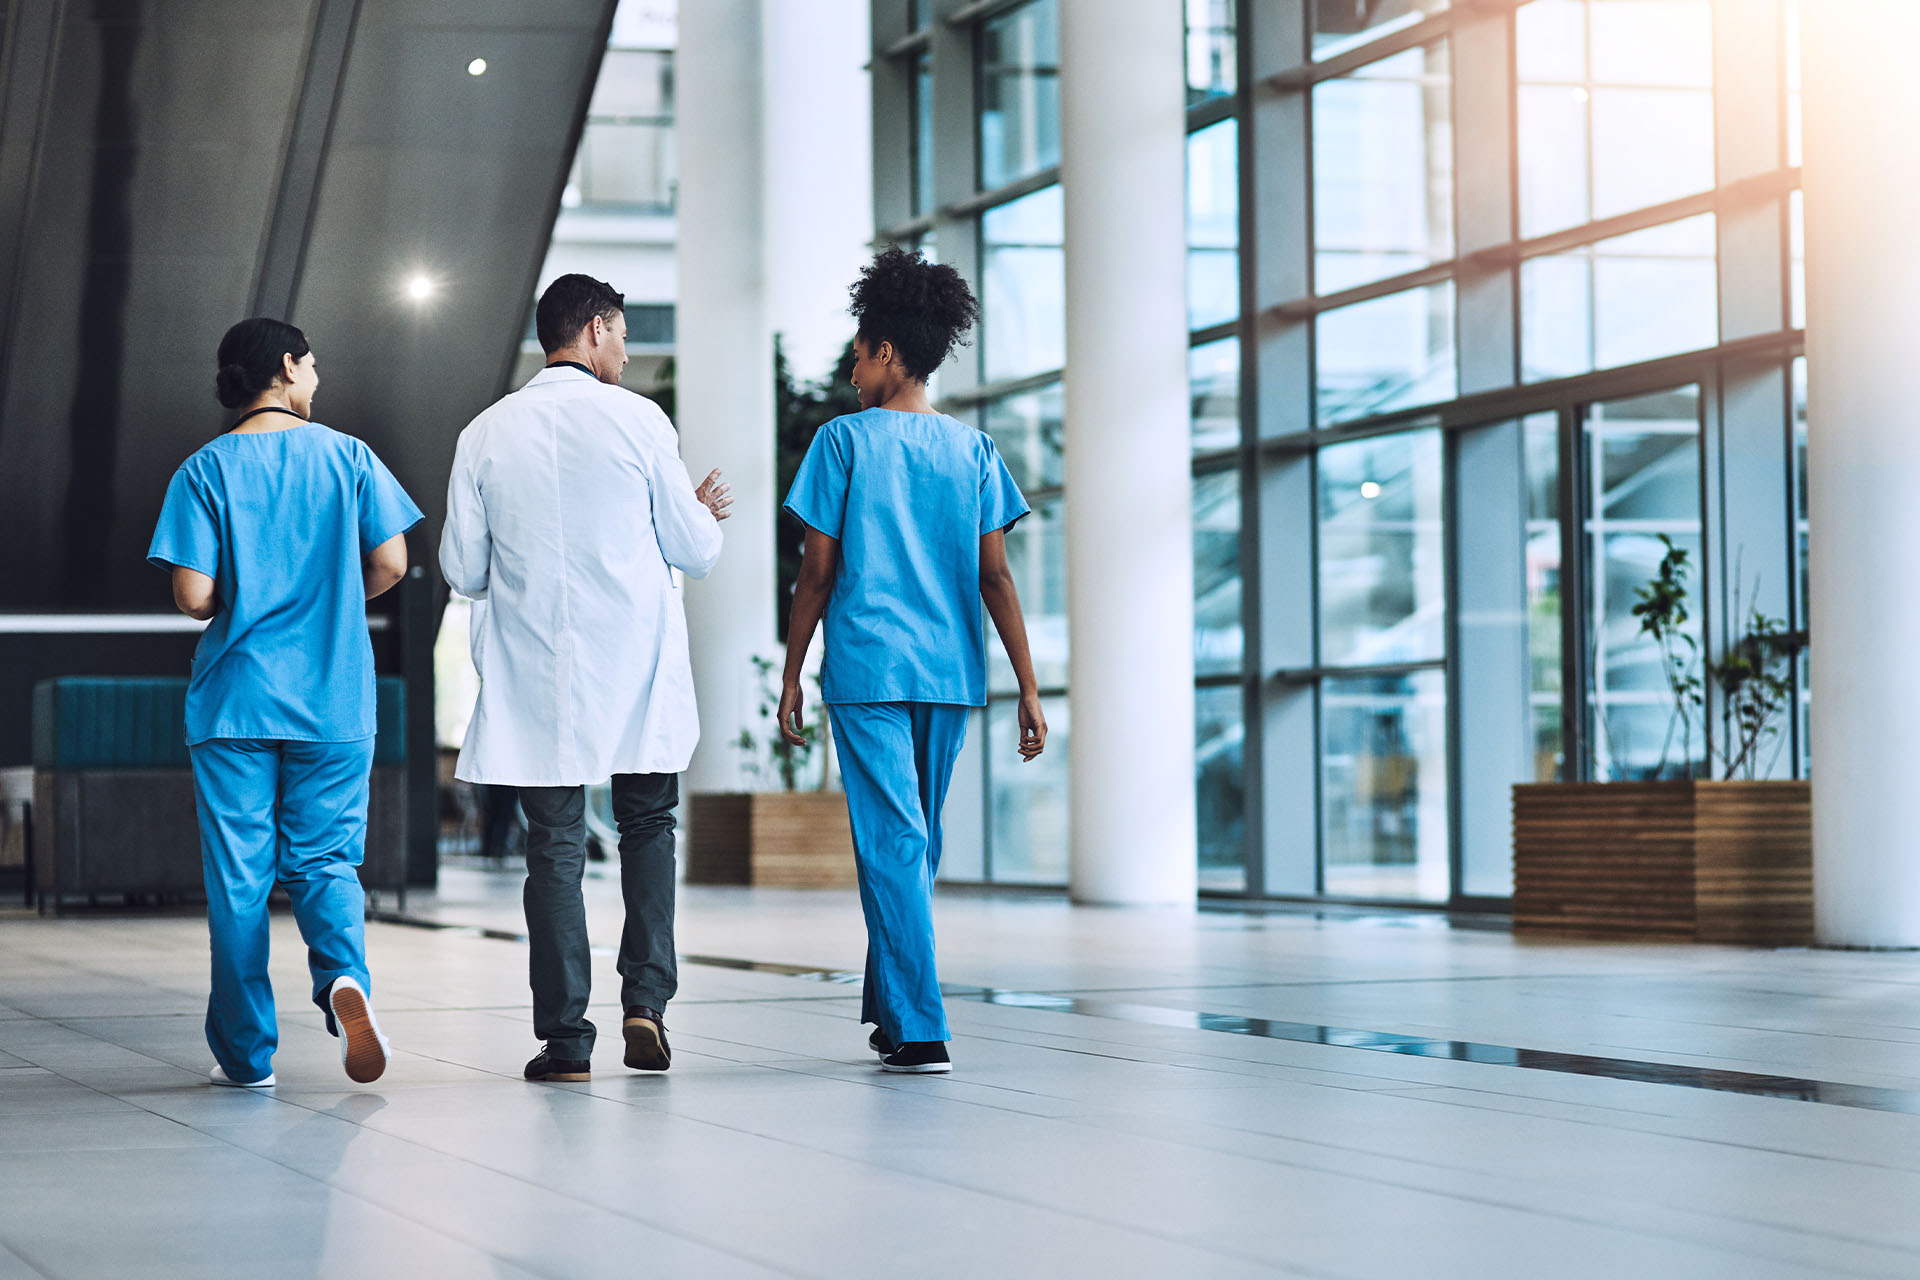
[829, 702, 968, 1045]
[188, 738, 376, 1084]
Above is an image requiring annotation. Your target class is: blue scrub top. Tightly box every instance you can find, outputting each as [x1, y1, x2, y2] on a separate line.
[147, 423, 424, 745]
[784, 408, 1029, 706]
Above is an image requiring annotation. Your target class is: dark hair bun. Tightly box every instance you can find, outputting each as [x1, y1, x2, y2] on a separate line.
[215, 363, 256, 409]
[214, 316, 310, 410]
[847, 245, 980, 381]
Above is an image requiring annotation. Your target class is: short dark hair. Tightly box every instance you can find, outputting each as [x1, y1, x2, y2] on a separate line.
[847, 246, 979, 382]
[535, 273, 624, 354]
[214, 317, 310, 409]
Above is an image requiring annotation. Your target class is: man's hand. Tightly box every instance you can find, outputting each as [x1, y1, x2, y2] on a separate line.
[1017, 690, 1047, 762]
[778, 680, 809, 746]
[696, 469, 733, 522]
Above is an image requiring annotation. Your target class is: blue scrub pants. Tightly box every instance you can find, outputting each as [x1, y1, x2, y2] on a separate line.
[830, 702, 968, 1045]
[188, 738, 376, 1083]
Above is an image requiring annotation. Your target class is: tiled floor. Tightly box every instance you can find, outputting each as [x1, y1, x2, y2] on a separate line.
[5, 868, 1920, 1278]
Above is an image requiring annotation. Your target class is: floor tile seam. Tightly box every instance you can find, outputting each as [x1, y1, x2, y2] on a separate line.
[1356, 1081, 1920, 1178]
[700, 1053, 1096, 1112]
[767, 989, 1467, 1086]
[730, 975, 1920, 1110]
[1065, 1110, 1912, 1276]
[369, 917, 1920, 1118]
[0, 1019, 571, 1274]
[1047, 973, 1636, 994]
[1581, 1039, 1920, 1090]
[547, 1085, 1337, 1280]
[27, 994, 862, 1022]
[1140, 1105, 1920, 1262]
[1607, 1014, 1920, 1049]
[599, 1052, 1904, 1279]
[186, 1081, 811, 1280]
[0, 1234, 54, 1280]
[2, 1015, 222, 1099]
[295, 1048, 1314, 1279]
[738, 1001, 1280, 1077]
[967, 995, 1920, 1116]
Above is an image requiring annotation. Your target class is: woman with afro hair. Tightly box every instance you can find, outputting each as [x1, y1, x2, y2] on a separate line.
[779, 246, 1046, 1073]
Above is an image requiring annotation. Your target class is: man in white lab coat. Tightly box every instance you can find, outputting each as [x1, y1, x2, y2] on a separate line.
[440, 274, 731, 1083]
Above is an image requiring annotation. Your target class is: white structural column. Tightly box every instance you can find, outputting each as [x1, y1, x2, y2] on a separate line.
[1058, 0, 1197, 905]
[761, 0, 873, 378]
[677, 0, 775, 795]
[1804, 1, 1920, 946]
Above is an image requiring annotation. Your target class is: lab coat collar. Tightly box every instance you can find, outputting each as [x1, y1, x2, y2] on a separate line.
[525, 363, 601, 388]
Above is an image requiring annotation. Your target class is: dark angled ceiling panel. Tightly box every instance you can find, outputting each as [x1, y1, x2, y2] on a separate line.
[0, 0, 615, 613]
[286, 0, 614, 573]
[0, 0, 320, 611]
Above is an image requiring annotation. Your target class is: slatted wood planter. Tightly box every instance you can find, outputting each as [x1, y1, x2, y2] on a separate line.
[1512, 781, 1811, 946]
[686, 792, 857, 889]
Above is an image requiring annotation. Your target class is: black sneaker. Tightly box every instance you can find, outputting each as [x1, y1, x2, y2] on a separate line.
[879, 1041, 952, 1074]
[868, 1027, 896, 1057]
[623, 1007, 671, 1071]
[524, 1050, 591, 1082]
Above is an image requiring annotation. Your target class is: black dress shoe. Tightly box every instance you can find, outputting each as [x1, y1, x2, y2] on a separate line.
[524, 1050, 591, 1082]
[623, 1006, 671, 1071]
[868, 1027, 896, 1057]
[879, 1041, 952, 1074]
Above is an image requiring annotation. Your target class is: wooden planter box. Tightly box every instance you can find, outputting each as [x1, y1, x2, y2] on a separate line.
[686, 791, 857, 888]
[1512, 780, 1811, 946]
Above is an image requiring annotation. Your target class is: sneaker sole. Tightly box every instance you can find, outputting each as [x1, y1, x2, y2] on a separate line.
[623, 1018, 670, 1071]
[330, 984, 388, 1084]
[528, 1071, 592, 1083]
[880, 1060, 953, 1074]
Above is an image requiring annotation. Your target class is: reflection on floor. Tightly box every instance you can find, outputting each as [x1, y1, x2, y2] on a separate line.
[5, 868, 1920, 1278]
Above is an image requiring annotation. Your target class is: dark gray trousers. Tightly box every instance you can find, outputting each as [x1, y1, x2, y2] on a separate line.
[517, 773, 679, 1058]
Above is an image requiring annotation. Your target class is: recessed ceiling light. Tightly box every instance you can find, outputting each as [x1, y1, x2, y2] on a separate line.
[1360, 481, 1383, 500]
[468, 58, 488, 76]
[405, 274, 435, 301]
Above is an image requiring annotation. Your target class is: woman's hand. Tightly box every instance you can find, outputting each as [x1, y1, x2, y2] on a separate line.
[1017, 690, 1047, 762]
[778, 680, 809, 747]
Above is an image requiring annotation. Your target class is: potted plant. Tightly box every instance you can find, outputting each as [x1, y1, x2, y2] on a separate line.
[1514, 539, 1811, 944]
[686, 657, 856, 888]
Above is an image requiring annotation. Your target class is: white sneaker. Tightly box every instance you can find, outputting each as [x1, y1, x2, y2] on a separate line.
[328, 976, 390, 1084]
[209, 1065, 275, 1088]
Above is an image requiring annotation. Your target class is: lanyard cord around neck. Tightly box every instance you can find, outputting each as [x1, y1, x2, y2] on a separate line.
[232, 405, 307, 429]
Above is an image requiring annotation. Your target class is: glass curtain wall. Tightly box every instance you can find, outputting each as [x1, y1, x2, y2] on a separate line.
[568, 45, 676, 211]
[870, 0, 1806, 904]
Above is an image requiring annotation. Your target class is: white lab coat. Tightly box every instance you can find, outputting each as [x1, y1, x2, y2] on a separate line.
[439, 366, 723, 786]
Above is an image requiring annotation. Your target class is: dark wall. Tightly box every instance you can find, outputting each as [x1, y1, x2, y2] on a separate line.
[0, 0, 616, 763]
[0, 1, 613, 610]
[0, 0, 321, 611]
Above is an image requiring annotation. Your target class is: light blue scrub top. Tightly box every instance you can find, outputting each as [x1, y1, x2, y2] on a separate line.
[784, 408, 1029, 706]
[147, 423, 424, 745]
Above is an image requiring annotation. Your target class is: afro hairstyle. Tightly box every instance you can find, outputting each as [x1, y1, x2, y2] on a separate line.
[846, 245, 979, 382]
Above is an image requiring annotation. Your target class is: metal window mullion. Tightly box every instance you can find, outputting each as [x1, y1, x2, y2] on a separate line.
[1558, 401, 1589, 780]
[1235, 0, 1264, 899]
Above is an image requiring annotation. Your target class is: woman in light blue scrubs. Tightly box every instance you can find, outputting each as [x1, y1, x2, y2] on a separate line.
[148, 318, 422, 1088]
[779, 248, 1047, 1074]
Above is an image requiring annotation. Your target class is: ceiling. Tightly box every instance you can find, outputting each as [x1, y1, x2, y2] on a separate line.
[0, 0, 616, 612]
